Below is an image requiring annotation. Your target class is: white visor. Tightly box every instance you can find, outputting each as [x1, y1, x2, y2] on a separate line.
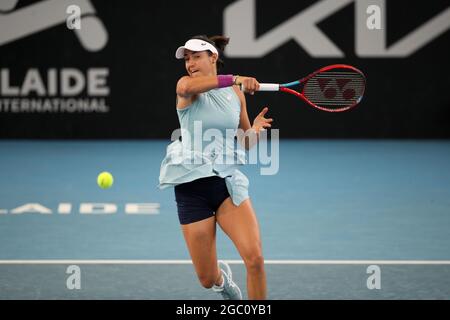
[175, 39, 219, 59]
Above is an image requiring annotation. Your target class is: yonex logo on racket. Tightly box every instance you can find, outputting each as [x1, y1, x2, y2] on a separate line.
[258, 64, 366, 112]
[316, 78, 355, 100]
[304, 72, 364, 107]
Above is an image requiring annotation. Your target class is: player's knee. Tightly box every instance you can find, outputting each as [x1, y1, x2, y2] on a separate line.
[244, 253, 265, 273]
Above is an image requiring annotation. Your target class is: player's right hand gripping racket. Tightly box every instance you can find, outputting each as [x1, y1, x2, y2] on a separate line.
[256, 64, 366, 112]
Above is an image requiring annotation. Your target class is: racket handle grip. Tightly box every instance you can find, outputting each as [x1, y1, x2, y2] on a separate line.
[258, 83, 280, 91]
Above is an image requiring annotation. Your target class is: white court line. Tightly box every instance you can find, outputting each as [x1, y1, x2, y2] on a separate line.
[0, 260, 450, 265]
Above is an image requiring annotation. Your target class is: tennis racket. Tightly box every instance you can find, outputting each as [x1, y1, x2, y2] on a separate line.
[255, 64, 366, 112]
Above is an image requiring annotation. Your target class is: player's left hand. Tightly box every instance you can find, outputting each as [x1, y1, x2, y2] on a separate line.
[252, 107, 273, 133]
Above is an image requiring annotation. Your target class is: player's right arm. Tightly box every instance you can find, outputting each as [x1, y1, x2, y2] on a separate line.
[176, 75, 260, 109]
[176, 75, 216, 95]
[176, 76, 217, 109]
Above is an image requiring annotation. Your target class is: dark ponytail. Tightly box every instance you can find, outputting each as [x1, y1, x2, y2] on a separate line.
[191, 35, 230, 71]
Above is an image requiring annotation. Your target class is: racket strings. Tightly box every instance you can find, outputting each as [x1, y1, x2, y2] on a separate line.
[303, 71, 365, 109]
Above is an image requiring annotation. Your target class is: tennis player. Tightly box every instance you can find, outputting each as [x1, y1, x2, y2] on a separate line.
[159, 35, 273, 300]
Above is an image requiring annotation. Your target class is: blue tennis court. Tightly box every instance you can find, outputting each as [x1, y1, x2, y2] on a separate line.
[1, 140, 449, 299]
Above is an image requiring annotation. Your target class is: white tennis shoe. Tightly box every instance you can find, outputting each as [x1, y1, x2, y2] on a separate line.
[212, 260, 243, 300]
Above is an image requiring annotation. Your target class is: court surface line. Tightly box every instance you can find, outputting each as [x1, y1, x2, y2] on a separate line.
[1, 260, 450, 265]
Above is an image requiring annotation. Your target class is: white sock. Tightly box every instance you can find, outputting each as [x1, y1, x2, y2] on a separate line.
[212, 273, 224, 290]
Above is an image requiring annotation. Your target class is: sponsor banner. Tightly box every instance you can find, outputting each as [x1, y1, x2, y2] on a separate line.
[0, 202, 160, 215]
[0, 0, 449, 138]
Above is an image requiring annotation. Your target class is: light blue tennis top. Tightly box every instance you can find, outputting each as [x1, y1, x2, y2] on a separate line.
[158, 86, 249, 206]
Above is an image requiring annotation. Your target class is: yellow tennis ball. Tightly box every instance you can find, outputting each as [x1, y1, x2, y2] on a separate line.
[97, 171, 113, 189]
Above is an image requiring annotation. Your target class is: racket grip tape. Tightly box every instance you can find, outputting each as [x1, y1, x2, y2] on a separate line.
[258, 83, 280, 91]
[239, 83, 280, 92]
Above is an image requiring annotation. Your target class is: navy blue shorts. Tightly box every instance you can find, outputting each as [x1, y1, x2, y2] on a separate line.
[174, 176, 230, 225]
